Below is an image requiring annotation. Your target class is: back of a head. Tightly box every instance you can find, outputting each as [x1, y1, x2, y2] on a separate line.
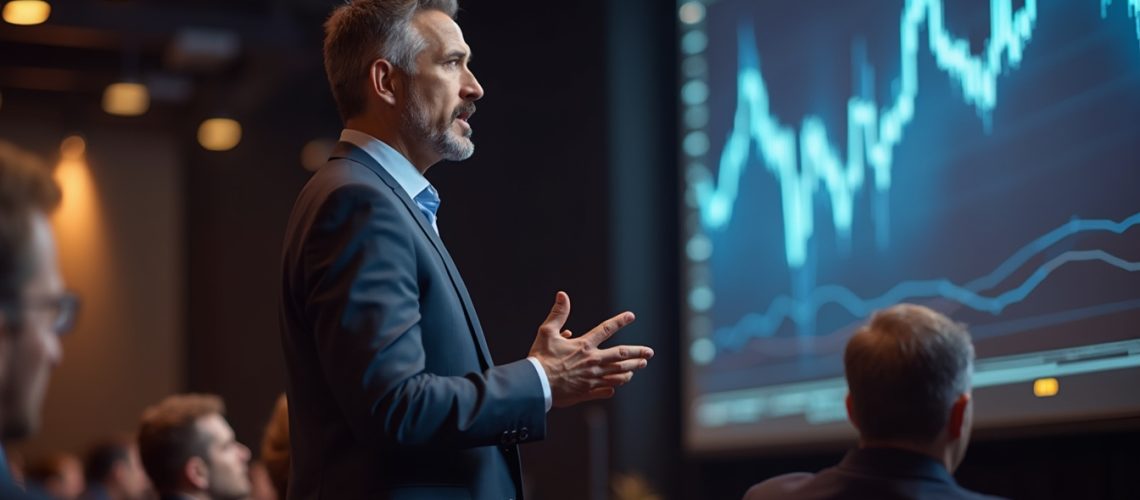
[0, 140, 60, 310]
[322, 0, 459, 122]
[136, 394, 224, 493]
[844, 304, 974, 445]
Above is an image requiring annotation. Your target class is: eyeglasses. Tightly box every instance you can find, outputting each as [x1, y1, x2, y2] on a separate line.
[9, 291, 81, 335]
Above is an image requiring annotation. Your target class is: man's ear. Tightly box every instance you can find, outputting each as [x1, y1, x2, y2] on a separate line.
[184, 456, 209, 491]
[845, 393, 860, 431]
[369, 58, 400, 106]
[947, 393, 970, 441]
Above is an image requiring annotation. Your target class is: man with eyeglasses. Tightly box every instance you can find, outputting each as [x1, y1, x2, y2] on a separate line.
[0, 141, 78, 498]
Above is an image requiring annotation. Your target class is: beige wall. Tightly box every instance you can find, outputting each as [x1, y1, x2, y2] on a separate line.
[0, 122, 183, 458]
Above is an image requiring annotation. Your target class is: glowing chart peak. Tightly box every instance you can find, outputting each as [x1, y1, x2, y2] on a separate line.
[693, 0, 1136, 270]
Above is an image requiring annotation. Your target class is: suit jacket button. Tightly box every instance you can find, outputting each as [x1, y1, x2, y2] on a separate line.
[518, 427, 529, 441]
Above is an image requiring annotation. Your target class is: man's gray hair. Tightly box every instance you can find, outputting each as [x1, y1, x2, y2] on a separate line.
[323, 0, 459, 122]
[844, 303, 974, 444]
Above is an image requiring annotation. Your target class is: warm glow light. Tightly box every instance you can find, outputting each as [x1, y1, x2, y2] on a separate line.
[52, 135, 104, 257]
[197, 118, 241, 151]
[3, 0, 51, 26]
[102, 82, 149, 116]
[1033, 377, 1059, 398]
[300, 138, 335, 171]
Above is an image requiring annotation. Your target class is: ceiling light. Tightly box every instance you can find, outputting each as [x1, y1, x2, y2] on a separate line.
[3, 1, 51, 26]
[198, 118, 241, 151]
[102, 82, 149, 116]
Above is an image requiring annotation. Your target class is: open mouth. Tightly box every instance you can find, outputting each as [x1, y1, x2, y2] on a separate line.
[455, 106, 475, 123]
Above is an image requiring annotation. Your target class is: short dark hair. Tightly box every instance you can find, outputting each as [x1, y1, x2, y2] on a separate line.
[137, 394, 225, 492]
[83, 435, 133, 485]
[322, 0, 459, 121]
[844, 304, 974, 444]
[0, 141, 61, 305]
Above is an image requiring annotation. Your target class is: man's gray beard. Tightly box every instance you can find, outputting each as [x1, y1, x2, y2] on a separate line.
[402, 91, 475, 162]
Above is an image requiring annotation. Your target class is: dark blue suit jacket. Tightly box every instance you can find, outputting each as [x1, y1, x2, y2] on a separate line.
[743, 447, 1005, 500]
[280, 142, 546, 499]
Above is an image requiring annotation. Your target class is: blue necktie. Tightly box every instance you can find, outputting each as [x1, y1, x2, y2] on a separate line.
[414, 185, 441, 234]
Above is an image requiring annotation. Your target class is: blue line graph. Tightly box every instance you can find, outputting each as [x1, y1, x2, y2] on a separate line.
[966, 212, 1140, 291]
[683, 0, 1140, 445]
[693, 0, 1139, 271]
[714, 212, 1140, 350]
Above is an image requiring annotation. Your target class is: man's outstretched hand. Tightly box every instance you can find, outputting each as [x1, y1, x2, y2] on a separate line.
[528, 291, 654, 408]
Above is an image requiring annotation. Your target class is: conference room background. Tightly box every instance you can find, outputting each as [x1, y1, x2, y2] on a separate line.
[1, 0, 1138, 499]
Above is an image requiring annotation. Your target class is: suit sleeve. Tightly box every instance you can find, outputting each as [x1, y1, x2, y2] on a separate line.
[300, 182, 546, 449]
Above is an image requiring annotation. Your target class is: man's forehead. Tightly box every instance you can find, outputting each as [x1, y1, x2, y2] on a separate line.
[197, 413, 234, 442]
[412, 9, 470, 54]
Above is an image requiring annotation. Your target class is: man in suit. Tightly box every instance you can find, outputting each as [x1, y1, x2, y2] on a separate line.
[279, 1, 655, 499]
[743, 304, 1003, 500]
[136, 394, 251, 500]
[0, 141, 75, 499]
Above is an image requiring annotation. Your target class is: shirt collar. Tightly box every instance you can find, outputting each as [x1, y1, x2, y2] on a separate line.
[338, 129, 433, 201]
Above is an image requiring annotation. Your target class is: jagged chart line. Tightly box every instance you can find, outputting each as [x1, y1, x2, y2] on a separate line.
[717, 247, 1140, 351]
[688, 0, 1140, 356]
[694, 0, 1137, 270]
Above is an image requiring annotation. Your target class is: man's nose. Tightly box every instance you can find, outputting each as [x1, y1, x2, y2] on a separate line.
[462, 68, 484, 101]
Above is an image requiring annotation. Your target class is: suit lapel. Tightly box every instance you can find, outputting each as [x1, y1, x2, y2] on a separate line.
[329, 142, 495, 370]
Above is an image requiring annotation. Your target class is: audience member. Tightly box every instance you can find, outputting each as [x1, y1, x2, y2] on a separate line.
[743, 304, 1003, 500]
[136, 394, 250, 500]
[80, 434, 151, 500]
[0, 141, 74, 499]
[26, 452, 84, 499]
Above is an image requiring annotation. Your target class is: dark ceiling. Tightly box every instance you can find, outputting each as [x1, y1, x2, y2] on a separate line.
[0, 0, 338, 127]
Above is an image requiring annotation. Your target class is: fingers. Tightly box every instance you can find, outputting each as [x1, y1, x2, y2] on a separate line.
[594, 344, 654, 364]
[600, 358, 649, 375]
[560, 329, 573, 339]
[601, 371, 635, 386]
[539, 291, 571, 335]
[581, 311, 635, 347]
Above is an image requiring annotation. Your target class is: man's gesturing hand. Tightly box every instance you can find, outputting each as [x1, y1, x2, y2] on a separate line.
[528, 291, 654, 408]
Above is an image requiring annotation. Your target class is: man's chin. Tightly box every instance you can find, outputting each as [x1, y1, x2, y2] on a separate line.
[440, 136, 475, 161]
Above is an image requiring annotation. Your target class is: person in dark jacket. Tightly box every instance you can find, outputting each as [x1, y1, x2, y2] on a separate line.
[744, 304, 1004, 500]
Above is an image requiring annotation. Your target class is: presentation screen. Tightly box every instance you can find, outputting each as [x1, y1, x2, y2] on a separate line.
[679, 0, 1140, 452]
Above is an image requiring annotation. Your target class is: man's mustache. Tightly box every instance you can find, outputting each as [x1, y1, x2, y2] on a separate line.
[453, 103, 477, 120]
